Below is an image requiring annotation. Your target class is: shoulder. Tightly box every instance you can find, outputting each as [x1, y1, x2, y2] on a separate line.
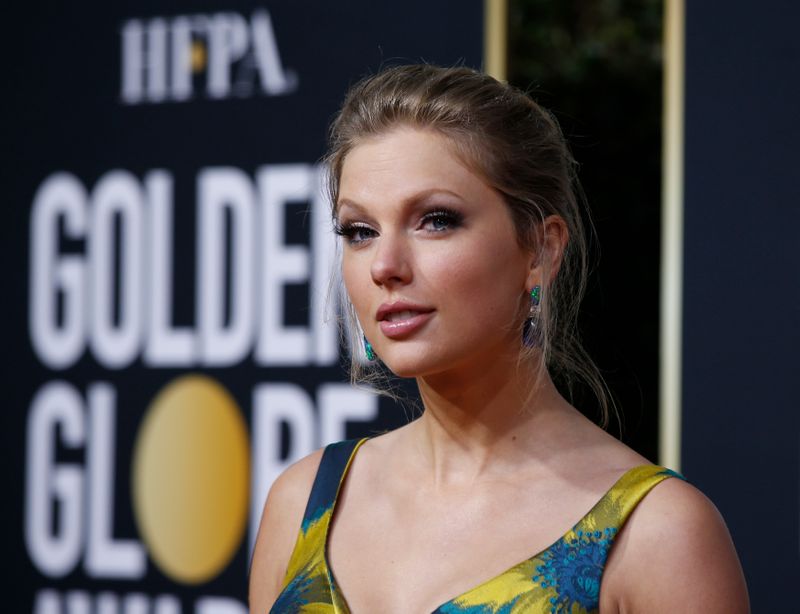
[602, 474, 749, 613]
[248, 448, 325, 613]
[259, 447, 326, 528]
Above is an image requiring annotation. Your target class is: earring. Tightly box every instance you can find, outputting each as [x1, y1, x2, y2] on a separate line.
[363, 335, 376, 361]
[522, 285, 541, 347]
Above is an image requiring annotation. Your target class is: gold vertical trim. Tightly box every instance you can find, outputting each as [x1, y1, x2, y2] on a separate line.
[484, 0, 508, 80]
[659, 0, 685, 471]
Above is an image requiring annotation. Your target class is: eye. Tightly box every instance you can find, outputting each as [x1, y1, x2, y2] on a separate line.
[420, 209, 463, 233]
[334, 221, 377, 246]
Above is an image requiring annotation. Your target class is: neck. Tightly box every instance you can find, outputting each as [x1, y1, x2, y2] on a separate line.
[411, 352, 570, 485]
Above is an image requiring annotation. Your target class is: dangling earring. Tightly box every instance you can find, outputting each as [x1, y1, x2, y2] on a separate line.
[363, 335, 376, 361]
[522, 285, 541, 347]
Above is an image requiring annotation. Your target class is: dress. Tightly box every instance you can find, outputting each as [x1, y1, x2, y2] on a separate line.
[269, 438, 683, 614]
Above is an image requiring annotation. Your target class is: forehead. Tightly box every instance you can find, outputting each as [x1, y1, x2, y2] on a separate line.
[337, 127, 489, 211]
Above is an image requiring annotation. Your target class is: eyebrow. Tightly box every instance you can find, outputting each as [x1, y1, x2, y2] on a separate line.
[336, 188, 465, 215]
[335, 199, 369, 215]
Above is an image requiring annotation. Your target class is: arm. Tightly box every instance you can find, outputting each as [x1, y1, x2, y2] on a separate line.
[248, 450, 323, 614]
[602, 477, 749, 613]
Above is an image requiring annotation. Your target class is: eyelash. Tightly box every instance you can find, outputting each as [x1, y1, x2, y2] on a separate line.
[420, 208, 464, 233]
[334, 221, 376, 245]
[334, 208, 464, 246]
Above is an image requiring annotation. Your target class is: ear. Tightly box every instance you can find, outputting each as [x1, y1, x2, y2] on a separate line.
[525, 215, 570, 290]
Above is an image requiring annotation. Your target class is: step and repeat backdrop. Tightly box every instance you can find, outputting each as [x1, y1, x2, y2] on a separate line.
[6, 2, 482, 612]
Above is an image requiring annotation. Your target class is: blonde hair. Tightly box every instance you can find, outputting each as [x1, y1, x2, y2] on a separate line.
[325, 64, 614, 427]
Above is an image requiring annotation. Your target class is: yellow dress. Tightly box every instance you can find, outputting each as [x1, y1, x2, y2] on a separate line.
[268, 438, 683, 613]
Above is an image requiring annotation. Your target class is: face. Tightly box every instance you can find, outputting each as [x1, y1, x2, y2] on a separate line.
[337, 127, 539, 379]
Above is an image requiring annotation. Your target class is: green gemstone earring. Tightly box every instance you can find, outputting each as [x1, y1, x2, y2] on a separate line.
[523, 285, 541, 347]
[363, 335, 376, 361]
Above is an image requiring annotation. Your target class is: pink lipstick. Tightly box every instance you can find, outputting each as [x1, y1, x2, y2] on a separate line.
[376, 301, 435, 339]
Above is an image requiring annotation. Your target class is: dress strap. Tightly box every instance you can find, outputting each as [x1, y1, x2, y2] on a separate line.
[301, 438, 366, 530]
[578, 465, 685, 534]
[276, 438, 368, 611]
[530, 465, 685, 613]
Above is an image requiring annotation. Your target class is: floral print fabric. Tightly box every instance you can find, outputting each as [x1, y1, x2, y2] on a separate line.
[268, 439, 683, 613]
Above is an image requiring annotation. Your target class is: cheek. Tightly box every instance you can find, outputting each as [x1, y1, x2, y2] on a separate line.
[422, 243, 527, 323]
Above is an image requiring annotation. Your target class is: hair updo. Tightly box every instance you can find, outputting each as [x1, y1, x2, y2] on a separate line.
[325, 64, 612, 427]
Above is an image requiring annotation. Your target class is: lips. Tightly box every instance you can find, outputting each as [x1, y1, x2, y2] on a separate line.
[376, 302, 435, 339]
[383, 309, 422, 322]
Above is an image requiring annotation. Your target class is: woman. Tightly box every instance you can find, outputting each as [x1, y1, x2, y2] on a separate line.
[250, 65, 748, 613]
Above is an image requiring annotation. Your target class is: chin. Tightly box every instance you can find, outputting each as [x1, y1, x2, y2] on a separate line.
[375, 347, 432, 378]
[378, 346, 458, 379]
[380, 359, 428, 379]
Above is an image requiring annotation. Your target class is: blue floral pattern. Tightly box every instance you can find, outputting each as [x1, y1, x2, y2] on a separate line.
[533, 528, 617, 612]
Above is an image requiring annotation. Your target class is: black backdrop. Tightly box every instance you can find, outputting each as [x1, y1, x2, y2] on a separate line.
[682, 1, 800, 609]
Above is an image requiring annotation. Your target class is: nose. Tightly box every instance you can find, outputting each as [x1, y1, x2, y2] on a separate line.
[370, 231, 413, 287]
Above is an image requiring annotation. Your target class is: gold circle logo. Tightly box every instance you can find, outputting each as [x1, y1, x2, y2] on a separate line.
[131, 375, 250, 584]
[190, 41, 207, 72]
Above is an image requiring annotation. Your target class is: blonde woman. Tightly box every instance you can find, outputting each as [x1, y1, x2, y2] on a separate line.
[250, 65, 748, 614]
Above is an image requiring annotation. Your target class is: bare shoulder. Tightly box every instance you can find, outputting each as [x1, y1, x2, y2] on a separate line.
[602, 475, 749, 613]
[248, 449, 325, 614]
